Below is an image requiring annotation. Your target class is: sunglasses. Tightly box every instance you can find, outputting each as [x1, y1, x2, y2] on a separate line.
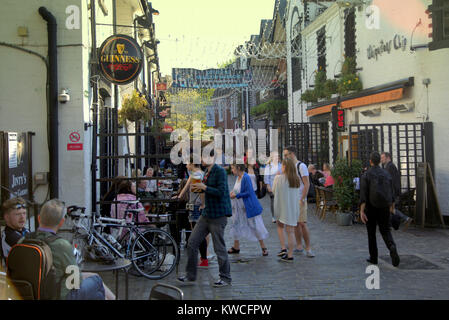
[13, 203, 27, 209]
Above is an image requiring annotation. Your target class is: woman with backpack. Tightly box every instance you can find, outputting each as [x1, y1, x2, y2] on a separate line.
[228, 164, 269, 257]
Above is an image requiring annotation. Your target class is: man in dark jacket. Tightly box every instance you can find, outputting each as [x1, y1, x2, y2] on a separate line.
[177, 150, 232, 287]
[381, 152, 413, 229]
[360, 152, 400, 267]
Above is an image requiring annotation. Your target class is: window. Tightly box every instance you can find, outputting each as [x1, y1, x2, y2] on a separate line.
[317, 27, 326, 72]
[344, 8, 356, 58]
[429, 0, 449, 50]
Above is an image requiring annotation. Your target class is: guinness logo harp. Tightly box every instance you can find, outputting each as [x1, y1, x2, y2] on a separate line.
[98, 34, 143, 85]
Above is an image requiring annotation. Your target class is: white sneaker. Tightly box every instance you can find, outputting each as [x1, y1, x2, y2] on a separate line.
[306, 250, 315, 258]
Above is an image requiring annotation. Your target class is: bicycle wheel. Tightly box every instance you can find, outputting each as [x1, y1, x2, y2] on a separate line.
[131, 228, 179, 280]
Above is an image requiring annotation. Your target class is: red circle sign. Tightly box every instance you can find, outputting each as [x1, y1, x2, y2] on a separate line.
[69, 132, 81, 143]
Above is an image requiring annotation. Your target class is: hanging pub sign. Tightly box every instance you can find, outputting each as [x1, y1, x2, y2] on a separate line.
[332, 105, 345, 132]
[98, 34, 143, 85]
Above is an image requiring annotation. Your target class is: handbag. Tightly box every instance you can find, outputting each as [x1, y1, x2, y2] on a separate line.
[257, 183, 267, 199]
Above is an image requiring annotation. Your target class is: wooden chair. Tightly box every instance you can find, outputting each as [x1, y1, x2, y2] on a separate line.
[319, 187, 338, 221]
[314, 185, 324, 217]
[149, 283, 184, 300]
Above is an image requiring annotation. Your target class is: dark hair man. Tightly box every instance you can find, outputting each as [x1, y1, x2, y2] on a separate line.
[177, 149, 232, 287]
[1, 197, 30, 261]
[360, 152, 400, 267]
[381, 152, 413, 229]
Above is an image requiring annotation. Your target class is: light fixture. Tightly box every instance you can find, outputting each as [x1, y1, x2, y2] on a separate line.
[58, 89, 70, 103]
[389, 102, 414, 113]
[360, 108, 381, 117]
[143, 40, 160, 50]
[136, 15, 151, 28]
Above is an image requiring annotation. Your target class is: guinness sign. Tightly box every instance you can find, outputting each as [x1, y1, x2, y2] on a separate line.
[98, 34, 143, 85]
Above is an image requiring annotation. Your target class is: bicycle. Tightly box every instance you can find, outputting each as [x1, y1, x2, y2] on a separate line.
[65, 205, 179, 280]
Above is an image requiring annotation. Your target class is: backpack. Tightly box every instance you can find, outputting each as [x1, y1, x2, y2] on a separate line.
[296, 161, 305, 183]
[6, 232, 61, 300]
[369, 169, 393, 208]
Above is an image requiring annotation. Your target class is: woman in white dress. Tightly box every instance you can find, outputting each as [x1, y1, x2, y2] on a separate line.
[228, 164, 269, 256]
[273, 158, 301, 262]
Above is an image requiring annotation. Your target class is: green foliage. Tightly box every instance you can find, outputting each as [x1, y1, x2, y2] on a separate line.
[300, 89, 317, 103]
[331, 158, 363, 212]
[341, 56, 357, 75]
[337, 56, 363, 96]
[119, 90, 152, 124]
[324, 79, 338, 99]
[250, 99, 288, 121]
[337, 73, 363, 96]
[301, 71, 338, 102]
[165, 89, 215, 136]
[217, 58, 236, 69]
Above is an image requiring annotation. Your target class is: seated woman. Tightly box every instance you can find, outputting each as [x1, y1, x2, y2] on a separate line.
[110, 180, 150, 237]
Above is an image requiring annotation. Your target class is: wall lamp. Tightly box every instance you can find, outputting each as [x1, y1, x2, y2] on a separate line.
[143, 40, 160, 50]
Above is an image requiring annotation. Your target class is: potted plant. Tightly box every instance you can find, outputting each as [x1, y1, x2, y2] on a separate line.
[324, 79, 338, 99]
[337, 56, 363, 96]
[300, 89, 318, 103]
[331, 158, 363, 226]
[118, 90, 153, 124]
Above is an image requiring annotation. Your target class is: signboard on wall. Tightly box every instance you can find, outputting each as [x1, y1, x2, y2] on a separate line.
[172, 68, 252, 88]
[1, 132, 31, 202]
[332, 106, 345, 132]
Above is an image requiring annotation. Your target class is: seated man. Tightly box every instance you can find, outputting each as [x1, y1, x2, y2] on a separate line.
[1, 197, 30, 260]
[28, 199, 115, 300]
[308, 164, 324, 186]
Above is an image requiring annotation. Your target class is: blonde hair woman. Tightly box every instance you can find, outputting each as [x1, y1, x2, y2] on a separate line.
[273, 158, 300, 262]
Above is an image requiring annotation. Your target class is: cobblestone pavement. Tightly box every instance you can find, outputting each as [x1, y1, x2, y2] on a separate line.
[101, 175, 449, 300]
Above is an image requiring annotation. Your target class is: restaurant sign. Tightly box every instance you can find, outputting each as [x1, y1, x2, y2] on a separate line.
[367, 34, 407, 60]
[98, 34, 143, 85]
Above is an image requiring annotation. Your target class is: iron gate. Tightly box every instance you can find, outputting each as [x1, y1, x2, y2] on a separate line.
[349, 122, 434, 215]
[283, 122, 330, 168]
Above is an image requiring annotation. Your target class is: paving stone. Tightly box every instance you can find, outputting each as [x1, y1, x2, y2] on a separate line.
[99, 175, 449, 300]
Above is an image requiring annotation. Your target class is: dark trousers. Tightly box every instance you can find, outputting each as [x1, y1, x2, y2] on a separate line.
[366, 206, 397, 262]
[191, 221, 208, 260]
[186, 215, 231, 283]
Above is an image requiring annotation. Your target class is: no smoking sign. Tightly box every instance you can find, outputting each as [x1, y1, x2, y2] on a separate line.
[68, 131, 82, 151]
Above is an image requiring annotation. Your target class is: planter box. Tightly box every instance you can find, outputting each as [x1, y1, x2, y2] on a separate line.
[336, 211, 353, 226]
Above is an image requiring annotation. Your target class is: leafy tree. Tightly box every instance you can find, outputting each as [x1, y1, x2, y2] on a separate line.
[165, 89, 215, 136]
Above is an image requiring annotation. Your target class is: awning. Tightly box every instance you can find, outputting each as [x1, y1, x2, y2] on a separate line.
[306, 77, 413, 117]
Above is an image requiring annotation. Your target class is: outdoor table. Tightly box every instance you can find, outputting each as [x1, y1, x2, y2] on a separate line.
[80, 258, 131, 300]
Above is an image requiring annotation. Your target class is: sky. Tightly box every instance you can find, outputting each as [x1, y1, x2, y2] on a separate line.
[150, 0, 277, 77]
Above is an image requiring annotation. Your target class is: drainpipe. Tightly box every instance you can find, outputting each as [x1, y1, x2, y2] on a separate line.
[38, 7, 58, 198]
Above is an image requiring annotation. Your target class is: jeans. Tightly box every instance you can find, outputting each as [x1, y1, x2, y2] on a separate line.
[65, 274, 105, 300]
[366, 206, 397, 263]
[186, 215, 231, 283]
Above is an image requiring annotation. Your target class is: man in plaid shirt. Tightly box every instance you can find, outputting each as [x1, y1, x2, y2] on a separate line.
[177, 150, 232, 287]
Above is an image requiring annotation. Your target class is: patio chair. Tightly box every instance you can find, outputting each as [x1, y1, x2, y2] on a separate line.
[319, 187, 338, 221]
[314, 185, 324, 217]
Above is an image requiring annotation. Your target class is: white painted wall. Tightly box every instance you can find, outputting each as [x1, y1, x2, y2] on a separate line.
[352, 0, 449, 215]
[0, 0, 90, 210]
